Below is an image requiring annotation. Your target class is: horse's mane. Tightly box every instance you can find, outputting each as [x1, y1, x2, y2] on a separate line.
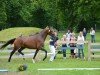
[19, 28, 47, 37]
[29, 32, 39, 36]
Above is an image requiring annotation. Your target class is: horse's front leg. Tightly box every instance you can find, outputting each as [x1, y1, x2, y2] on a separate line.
[32, 49, 39, 63]
[18, 47, 25, 60]
[41, 48, 47, 61]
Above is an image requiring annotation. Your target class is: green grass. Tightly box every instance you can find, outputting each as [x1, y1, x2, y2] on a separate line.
[0, 27, 100, 75]
[0, 57, 100, 75]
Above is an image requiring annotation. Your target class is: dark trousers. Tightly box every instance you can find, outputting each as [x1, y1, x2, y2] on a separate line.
[77, 44, 84, 58]
[91, 35, 95, 43]
[78, 49, 84, 58]
[62, 48, 66, 57]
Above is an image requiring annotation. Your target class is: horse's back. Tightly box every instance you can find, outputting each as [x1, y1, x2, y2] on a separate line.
[13, 35, 43, 49]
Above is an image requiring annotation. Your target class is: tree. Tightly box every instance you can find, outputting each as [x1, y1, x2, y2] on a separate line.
[0, 0, 7, 30]
[0, 0, 99, 31]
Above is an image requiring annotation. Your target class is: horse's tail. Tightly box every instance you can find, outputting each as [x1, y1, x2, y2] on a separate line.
[0, 38, 16, 49]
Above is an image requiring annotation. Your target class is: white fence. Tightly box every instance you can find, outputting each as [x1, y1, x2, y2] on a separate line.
[88, 41, 100, 61]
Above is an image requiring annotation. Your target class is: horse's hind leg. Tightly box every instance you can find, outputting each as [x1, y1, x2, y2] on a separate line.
[18, 47, 25, 60]
[8, 50, 16, 62]
[41, 48, 47, 61]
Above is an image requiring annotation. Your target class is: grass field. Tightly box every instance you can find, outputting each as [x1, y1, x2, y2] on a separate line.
[0, 27, 100, 75]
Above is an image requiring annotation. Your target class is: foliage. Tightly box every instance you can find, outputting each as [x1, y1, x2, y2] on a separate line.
[0, 0, 100, 31]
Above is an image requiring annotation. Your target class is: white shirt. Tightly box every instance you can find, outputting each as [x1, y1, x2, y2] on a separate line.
[77, 36, 84, 44]
[90, 30, 95, 35]
[66, 33, 71, 39]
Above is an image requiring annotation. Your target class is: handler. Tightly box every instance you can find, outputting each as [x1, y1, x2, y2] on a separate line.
[49, 31, 58, 62]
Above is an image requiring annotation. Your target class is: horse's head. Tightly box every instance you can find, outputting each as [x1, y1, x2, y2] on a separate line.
[45, 26, 54, 35]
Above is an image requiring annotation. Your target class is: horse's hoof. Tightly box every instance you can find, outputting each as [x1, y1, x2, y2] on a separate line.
[8, 61, 10, 62]
[32, 59, 35, 63]
[43, 58, 45, 61]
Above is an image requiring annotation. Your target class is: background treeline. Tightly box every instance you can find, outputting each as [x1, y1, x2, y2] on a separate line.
[0, 0, 100, 31]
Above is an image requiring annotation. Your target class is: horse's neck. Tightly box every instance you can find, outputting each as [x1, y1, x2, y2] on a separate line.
[39, 30, 48, 41]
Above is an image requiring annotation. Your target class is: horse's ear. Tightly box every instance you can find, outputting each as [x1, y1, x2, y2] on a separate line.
[49, 26, 53, 30]
[46, 26, 49, 29]
[46, 26, 53, 31]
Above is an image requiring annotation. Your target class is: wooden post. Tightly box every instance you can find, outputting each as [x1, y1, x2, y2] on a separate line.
[88, 41, 91, 61]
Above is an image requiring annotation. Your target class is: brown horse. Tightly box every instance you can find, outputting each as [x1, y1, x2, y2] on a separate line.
[0, 26, 54, 62]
